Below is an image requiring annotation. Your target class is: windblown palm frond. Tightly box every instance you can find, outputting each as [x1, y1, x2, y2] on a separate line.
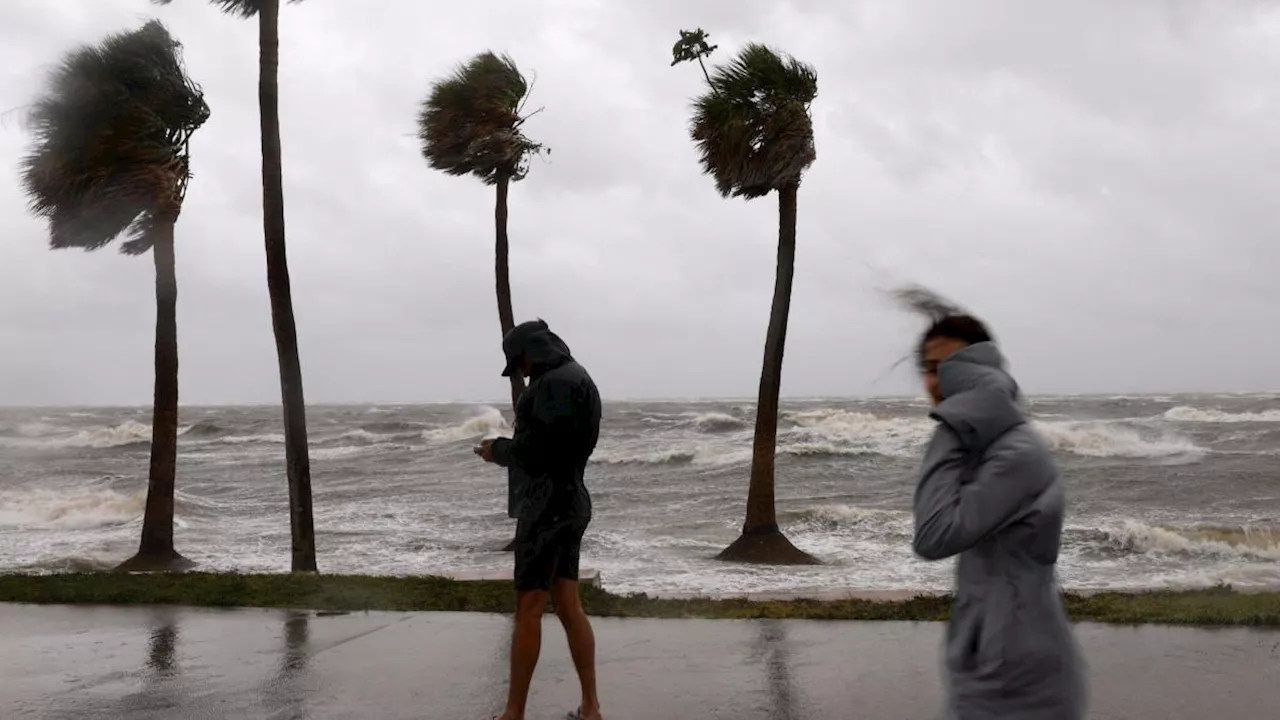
[691, 44, 818, 199]
[418, 52, 545, 185]
[152, 0, 304, 19]
[20, 20, 209, 255]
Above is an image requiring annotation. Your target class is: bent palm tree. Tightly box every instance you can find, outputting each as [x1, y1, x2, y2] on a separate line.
[679, 39, 820, 564]
[419, 53, 545, 546]
[155, 0, 316, 572]
[418, 52, 545, 412]
[21, 20, 210, 571]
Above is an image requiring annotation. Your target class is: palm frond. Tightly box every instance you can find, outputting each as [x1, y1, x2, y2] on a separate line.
[418, 51, 545, 185]
[19, 20, 208, 253]
[151, 0, 305, 19]
[690, 43, 817, 199]
[671, 28, 717, 69]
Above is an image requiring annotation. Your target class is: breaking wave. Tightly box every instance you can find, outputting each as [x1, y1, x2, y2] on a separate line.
[1033, 421, 1204, 460]
[781, 505, 1279, 562]
[782, 409, 933, 458]
[0, 486, 144, 530]
[217, 433, 286, 445]
[785, 504, 912, 535]
[0, 421, 154, 450]
[311, 443, 412, 461]
[596, 409, 1206, 465]
[1075, 520, 1280, 561]
[333, 428, 416, 445]
[0, 404, 1217, 463]
[592, 446, 700, 466]
[685, 412, 750, 433]
[0, 419, 279, 450]
[182, 420, 227, 438]
[782, 409, 1206, 461]
[591, 442, 754, 467]
[15, 421, 62, 437]
[66, 421, 153, 449]
[1164, 406, 1280, 423]
[422, 406, 510, 443]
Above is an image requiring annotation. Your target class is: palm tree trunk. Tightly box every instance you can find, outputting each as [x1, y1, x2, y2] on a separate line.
[496, 171, 528, 549]
[118, 215, 190, 572]
[260, 0, 317, 573]
[495, 170, 526, 410]
[745, 187, 793, 533]
[717, 183, 817, 565]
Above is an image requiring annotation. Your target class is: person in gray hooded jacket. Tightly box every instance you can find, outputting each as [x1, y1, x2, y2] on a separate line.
[914, 314, 1086, 720]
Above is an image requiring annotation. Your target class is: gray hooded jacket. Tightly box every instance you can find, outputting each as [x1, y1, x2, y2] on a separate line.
[915, 342, 1085, 720]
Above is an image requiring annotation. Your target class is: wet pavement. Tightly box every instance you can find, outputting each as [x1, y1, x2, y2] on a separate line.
[2, 604, 1277, 719]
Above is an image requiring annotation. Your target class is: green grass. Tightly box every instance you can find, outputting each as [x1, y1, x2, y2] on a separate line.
[0, 573, 1277, 626]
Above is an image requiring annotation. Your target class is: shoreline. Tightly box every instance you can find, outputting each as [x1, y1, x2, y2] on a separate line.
[0, 572, 1277, 626]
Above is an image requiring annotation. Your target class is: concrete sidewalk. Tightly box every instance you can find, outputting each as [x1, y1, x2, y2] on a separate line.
[2, 605, 1276, 719]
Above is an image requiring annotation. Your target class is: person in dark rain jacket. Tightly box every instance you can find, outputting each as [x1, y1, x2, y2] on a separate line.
[475, 319, 603, 720]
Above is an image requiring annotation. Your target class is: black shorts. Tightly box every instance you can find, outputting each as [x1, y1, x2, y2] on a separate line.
[513, 516, 589, 592]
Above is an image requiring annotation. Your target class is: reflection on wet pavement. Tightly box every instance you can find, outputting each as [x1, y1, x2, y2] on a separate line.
[1, 605, 1277, 719]
[753, 620, 802, 720]
[261, 610, 312, 719]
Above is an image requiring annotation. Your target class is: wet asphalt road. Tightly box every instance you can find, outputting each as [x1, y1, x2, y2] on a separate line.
[2, 604, 1277, 719]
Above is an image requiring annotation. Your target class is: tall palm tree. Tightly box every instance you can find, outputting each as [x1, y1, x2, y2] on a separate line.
[419, 53, 545, 547]
[678, 38, 820, 564]
[418, 51, 545, 412]
[155, 0, 316, 572]
[20, 20, 210, 572]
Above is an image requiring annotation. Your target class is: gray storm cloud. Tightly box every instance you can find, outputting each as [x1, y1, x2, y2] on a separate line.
[1, 0, 1277, 405]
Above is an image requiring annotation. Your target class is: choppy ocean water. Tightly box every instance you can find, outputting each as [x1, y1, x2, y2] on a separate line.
[1, 394, 1277, 595]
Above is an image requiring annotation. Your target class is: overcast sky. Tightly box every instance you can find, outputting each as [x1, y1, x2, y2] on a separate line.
[1, 0, 1278, 406]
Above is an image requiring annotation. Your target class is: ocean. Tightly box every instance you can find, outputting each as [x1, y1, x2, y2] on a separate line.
[1, 395, 1277, 596]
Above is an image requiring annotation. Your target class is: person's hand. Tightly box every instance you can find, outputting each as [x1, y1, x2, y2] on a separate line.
[474, 438, 496, 463]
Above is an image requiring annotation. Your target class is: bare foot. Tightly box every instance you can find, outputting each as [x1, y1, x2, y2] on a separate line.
[569, 708, 603, 720]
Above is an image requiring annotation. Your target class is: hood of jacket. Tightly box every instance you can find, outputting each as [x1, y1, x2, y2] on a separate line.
[930, 341, 1024, 452]
[501, 319, 573, 379]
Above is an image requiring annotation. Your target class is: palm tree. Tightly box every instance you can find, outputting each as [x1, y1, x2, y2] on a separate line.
[675, 35, 820, 564]
[418, 51, 545, 412]
[419, 53, 545, 548]
[20, 20, 210, 572]
[155, 0, 316, 572]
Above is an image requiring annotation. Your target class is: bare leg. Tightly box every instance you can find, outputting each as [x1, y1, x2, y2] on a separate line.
[552, 579, 601, 719]
[497, 589, 547, 720]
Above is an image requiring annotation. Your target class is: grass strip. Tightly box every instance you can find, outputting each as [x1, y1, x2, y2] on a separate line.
[1, 573, 1276, 626]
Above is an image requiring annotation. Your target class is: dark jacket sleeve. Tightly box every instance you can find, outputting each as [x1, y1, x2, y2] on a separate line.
[490, 376, 579, 475]
[913, 425, 1044, 560]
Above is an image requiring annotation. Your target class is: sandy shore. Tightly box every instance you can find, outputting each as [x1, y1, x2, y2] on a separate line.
[3, 604, 1277, 719]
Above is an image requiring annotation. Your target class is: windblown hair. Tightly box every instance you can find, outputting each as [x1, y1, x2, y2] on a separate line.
[890, 285, 994, 366]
